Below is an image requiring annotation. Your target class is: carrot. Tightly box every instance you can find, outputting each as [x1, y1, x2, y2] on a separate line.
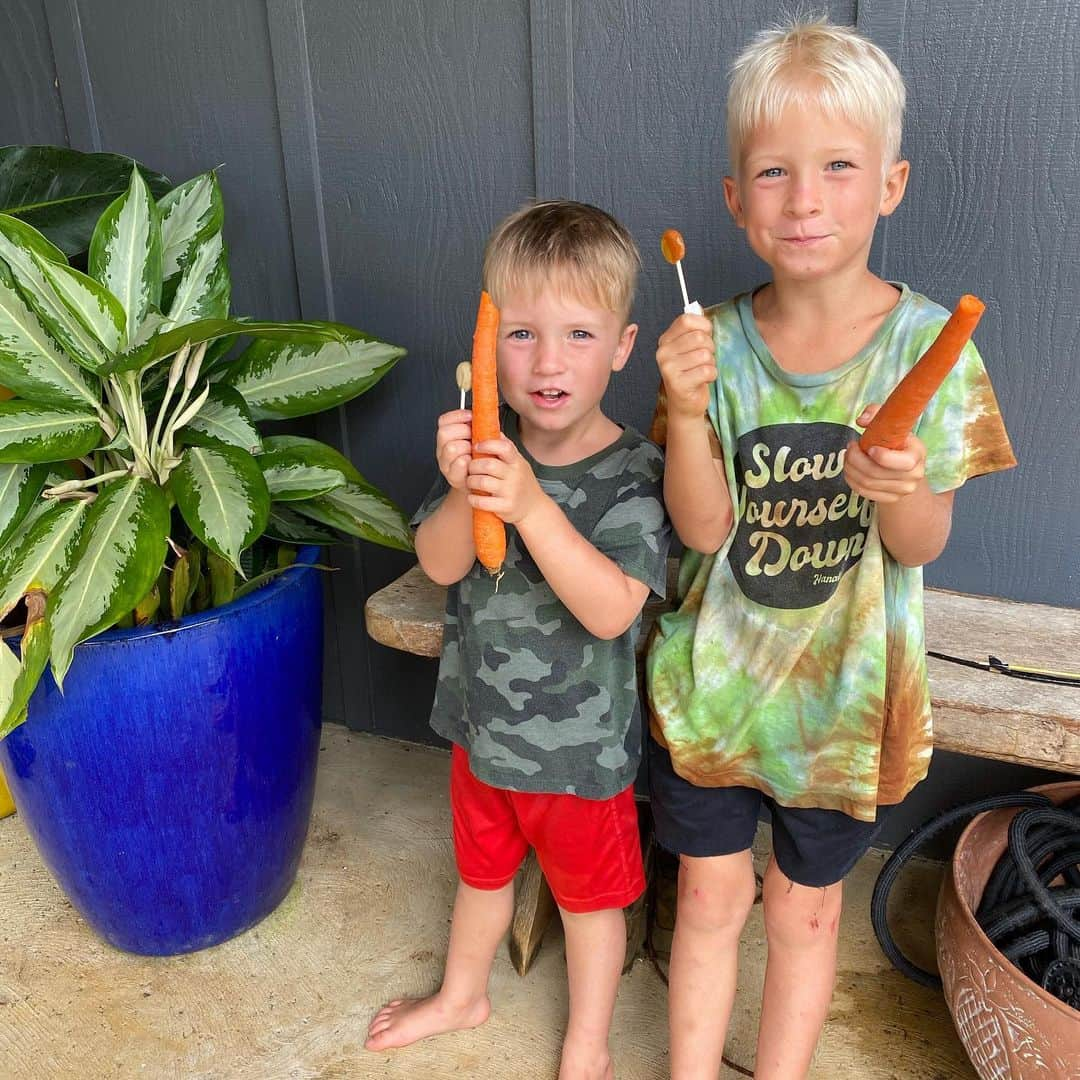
[470, 290, 506, 576]
[859, 294, 985, 452]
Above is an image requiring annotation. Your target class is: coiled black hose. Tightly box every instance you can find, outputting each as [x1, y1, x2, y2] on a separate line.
[871, 791, 1080, 1011]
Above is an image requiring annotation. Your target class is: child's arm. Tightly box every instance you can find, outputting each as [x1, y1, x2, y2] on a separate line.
[845, 404, 955, 566]
[414, 409, 478, 585]
[656, 313, 733, 552]
[468, 437, 650, 639]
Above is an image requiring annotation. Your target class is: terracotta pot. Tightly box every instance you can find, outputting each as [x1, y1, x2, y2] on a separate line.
[936, 781, 1080, 1079]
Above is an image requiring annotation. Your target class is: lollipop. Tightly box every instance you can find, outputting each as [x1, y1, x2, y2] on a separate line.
[660, 229, 702, 315]
[455, 360, 472, 410]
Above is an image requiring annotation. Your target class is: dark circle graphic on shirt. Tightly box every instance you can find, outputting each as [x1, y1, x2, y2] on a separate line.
[730, 422, 872, 610]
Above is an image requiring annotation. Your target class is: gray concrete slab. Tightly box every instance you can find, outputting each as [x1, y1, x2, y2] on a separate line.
[0, 726, 974, 1078]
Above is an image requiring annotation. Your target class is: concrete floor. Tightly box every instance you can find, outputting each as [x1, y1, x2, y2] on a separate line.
[0, 726, 976, 1079]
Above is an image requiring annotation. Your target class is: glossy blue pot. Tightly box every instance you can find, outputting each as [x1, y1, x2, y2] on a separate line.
[0, 549, 323, 955]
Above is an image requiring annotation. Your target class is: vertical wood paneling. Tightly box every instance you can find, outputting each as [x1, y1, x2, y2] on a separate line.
[0, 1, 67, 146]
[304, 0, 534, 738]
[531, 0, 576, 198]
[41, 0, 99, 150]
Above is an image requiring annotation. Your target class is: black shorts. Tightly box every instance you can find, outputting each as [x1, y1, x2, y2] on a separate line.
[647, 737, 889, 888]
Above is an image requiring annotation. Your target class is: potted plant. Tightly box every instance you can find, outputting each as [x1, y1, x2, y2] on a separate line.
[0, 156, 411, 954]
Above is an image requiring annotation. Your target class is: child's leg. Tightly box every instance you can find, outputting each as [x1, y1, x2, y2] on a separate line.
[558, 906, 625, 1080]
[754, 860, 842, 1078]
[365, 878, 513, 1050]
[668, 851, 757, 1080]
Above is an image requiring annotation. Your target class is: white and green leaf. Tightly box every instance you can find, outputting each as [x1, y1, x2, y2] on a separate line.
[0, 497, 89, 622]
[258, 435, 363, 501]
[0, 612, 50, 741]
[0, 262, 103, 410]
[159, 172, 223, 284]
[169, 444, 270, 571]
[0, 463, 48, 548]
[226, 323, 405, 419]
[47, 477, 170, 687]
[293, 481, 413, 552]
[0, 402, 102, 462]
[179, 383, 261, 453]
[88, 167, 162, 344]
[264, 504, 342, 546]
[164, 228, 229, 325]
[30, 252, 125, 358]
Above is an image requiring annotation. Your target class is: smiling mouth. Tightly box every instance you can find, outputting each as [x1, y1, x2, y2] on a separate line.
[532, 389, 567, 400]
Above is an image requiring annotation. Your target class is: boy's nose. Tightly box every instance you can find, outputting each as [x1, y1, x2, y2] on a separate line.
[785, 179, 823, 218]
[532, 341, 565, 373]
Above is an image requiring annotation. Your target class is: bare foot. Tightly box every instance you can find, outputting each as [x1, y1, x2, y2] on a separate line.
[558, 1041, 614, 1080]
[364, 991, 491, 1051]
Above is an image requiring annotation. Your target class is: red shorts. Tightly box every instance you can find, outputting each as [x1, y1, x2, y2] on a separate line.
[449, 745, 645, 914]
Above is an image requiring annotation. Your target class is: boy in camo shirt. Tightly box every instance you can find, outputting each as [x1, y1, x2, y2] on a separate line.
[366, 201, 670, 1080]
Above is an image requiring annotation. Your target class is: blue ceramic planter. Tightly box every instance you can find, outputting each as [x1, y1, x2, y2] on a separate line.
[0, 549, 323, 955]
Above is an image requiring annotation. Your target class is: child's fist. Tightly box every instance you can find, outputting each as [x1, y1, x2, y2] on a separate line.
[656, 313, 717, 420]
[468, 436, 544, 525]
[435, 409, 473, 491]
[845, 404, 927, 503]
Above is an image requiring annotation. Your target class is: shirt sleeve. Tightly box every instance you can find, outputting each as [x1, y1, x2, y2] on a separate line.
[915, 338, 1017, 493]
[409, 473, 451, 530]
[588, 441, 672, 600]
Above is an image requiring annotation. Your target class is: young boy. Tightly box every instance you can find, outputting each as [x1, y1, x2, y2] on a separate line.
[646, 19, 1015, 1080]
[366, 201, 670, 1080]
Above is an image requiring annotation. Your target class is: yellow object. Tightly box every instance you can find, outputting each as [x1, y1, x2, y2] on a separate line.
[0, 769, 15, 818]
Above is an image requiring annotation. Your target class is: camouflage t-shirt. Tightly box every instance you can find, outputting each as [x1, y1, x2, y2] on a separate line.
[413, 410, 670, 800]
[646, 284, 1016, 821]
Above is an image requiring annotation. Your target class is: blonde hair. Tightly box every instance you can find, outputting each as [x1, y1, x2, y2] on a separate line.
[483, 200, 641, 321]
[727, 16, 906, 171]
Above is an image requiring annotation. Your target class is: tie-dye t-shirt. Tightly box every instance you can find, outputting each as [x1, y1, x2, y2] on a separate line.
[646, 284, 1016, 821]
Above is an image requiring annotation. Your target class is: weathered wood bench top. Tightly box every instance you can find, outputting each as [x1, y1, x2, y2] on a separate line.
[365, 562, 1080, 773]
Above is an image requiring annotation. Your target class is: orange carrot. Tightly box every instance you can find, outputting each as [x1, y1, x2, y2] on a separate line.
[859, 294, 985, 451]
[470, 291, 505, 576]
[660, 229, 686, 265]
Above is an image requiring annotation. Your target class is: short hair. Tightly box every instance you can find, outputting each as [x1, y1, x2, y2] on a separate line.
[483, 200, 641, 321]
[727, 16, 906, 172]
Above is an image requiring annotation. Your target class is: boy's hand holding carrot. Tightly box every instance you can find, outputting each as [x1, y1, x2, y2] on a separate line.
[435, 408, 475, 492]
[467, 436, 546, 526]
[845, 403, 927, 504]
[657, 313, 717, 420]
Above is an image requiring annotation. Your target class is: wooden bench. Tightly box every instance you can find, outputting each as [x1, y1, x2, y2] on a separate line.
[365, 561, 1080, 972]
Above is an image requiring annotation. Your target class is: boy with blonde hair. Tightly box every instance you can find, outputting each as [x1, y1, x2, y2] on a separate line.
[367, 201, 670, 1080]
[647, 18, 1014, 1078]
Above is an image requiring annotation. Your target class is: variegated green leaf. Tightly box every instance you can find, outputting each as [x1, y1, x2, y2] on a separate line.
[164, 228, 229, 325]
[88, 168, 162, 344]
[0, 611, 50, 740]
[0, 216, 114, 374]
[0, 261, 103, 410]
[159, 173, 223, 285]
[0, 463, 48, 548]
[293, 481, 413, 552]
[264, 504, 342, 546]
[47, 477, 170, 687]
[0, 497, 89, 622]
[0, 402, 102, 462]
[258, 435, 362, 501]
[31, 252, 125, 357]
[227, 324, 405, 419]
[0, 637, 21, 737]
[169, 444, 270, 571]
[179, 383, 261, 453]
[105, 317, 343, 376]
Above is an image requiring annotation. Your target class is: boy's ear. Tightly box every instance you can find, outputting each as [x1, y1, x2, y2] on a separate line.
[723, 176, 745, 227]
[879, 159, 910, 217]
[611, 322, 638, 372]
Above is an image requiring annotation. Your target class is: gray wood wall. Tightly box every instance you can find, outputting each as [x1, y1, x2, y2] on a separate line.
[2, 0, 1076, 839]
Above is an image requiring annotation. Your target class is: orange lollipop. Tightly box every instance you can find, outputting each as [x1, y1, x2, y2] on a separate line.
[660, 228, 700, 314]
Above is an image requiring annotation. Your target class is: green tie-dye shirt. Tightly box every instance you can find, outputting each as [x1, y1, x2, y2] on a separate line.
[646, 284, 1016, 821]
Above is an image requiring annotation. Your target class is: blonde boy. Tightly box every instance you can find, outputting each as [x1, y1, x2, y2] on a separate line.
[367, 201, 670, 1080]
[647, 19, 1015, 1079]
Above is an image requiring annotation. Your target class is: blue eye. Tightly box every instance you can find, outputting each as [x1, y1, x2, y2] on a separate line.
[570, 329, 592, 340]
[828, 160, 853, 171]
[508, 329, 532, 340]
[759, 167, 784, 179]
